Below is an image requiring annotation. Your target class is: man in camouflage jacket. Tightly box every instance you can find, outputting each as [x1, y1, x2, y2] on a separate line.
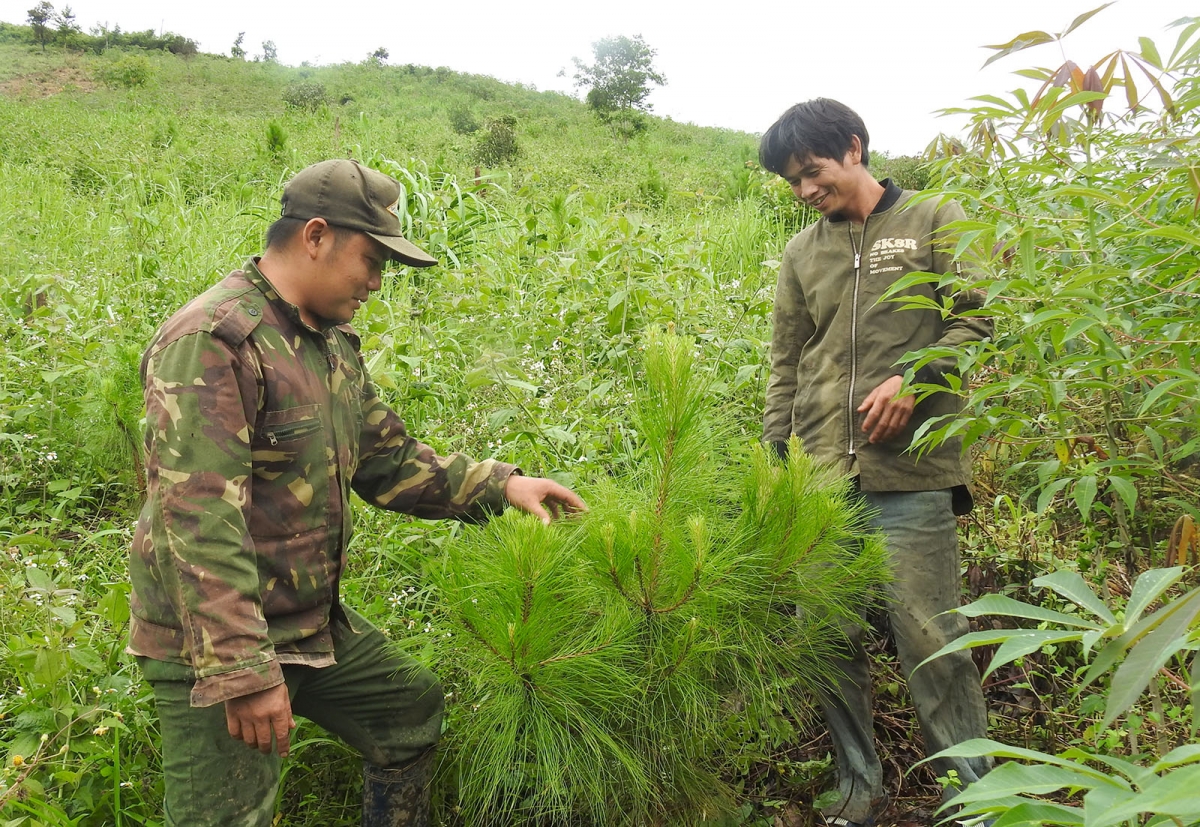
[129, 159, 584, 827]
[759, 100, 994, 827]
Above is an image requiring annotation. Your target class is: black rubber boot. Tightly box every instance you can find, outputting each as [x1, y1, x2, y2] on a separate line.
[362, 748, 435, 827]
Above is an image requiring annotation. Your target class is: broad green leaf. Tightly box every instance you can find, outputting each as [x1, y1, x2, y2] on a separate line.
[1139, 37, 1163, 68]
[993, 801, 1084, 826]
[1125, 567, 1184, 627]
[25, 566, 55, 593]
[929, 738, 1109, 776]
[1072, 475, 1098, 522]
[1063, 4, 1115, 37]
[69, 646, 107, 675]
[1103, 587, 1200, 726]
[1137, 225, 1200, 245]
[954, 594, 1103, 629]
[1136, 378, 1188, 416]
[943, 761, 1106, 804]
[916, 630, 1083, 679]
[1106, 476, 1138, 516]
[1037, 478, 1071, 513]
[1083, 784, 1139, 827]
[983, 31, 1056, 68]
[1152, 744, 1200, 772]
[1034, 570, 1116, 624]
[1088, 765, 1200, 827]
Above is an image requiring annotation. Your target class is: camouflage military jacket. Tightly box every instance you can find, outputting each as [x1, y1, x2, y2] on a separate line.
[763, 182, 993, 493]
[128, 260, 516, 707]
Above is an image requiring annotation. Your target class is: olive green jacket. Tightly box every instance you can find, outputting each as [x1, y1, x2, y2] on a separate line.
[128, 260, 515, 707]
[763, 183, 992, 493]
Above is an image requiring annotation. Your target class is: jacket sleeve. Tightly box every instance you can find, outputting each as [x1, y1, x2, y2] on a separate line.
[763, 246, 815, 446]
[143, 332, 283, 708]
[912, 200, 994, 387]
[351, 369, 518, 522]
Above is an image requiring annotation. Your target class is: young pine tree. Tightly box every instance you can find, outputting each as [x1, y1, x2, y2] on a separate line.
[422, 331, 888, 825]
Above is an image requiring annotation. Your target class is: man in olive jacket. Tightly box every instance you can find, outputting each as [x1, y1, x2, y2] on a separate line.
[760, 99, 993, 826]
[128, 159, 585, 826]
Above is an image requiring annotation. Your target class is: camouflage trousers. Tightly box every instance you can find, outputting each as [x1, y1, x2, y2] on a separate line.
[141, 606, 443, 827]
[817, 489, 992, 823]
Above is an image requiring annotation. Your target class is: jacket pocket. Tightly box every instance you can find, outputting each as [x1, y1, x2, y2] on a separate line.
[250, 404, 330, 537]
[255, 529, 332, 625]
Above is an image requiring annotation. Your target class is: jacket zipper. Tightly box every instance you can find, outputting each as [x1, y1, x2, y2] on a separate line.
[846, 217, 870, 463]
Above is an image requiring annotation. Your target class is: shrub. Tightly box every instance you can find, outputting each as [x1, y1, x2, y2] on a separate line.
[95, 53, 152, 88]
[448, 104, 480, 135]
[282, 81, 328, 112]
[473, 115, 519, 167]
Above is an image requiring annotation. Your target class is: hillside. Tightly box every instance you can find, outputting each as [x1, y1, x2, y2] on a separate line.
[2, 22, 1199, 827]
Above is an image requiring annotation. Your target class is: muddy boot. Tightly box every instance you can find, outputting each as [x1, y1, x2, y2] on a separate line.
[362, 748, 435, 827]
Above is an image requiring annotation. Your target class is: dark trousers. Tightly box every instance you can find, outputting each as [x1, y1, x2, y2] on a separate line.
[145, 606, 443, 827]
[818, 489, 992, 822]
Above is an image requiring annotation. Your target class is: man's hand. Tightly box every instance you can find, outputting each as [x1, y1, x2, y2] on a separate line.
[504, 475, 587, 525]
[857, 375, 914, 445]
[225, 683, 295, 757]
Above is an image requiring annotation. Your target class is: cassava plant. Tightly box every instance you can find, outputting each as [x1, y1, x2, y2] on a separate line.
[420, 330, 889, 826]
[893, 11, 1200, 553]
[920, 566, 1200, 826]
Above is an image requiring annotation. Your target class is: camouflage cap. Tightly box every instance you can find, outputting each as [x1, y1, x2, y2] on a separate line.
[281, 159, 438, 268]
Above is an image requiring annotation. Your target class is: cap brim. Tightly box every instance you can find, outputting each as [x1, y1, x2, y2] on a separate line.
[368, 233, 439, 268]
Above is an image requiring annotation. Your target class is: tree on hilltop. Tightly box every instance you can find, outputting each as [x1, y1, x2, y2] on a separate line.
[26, 1, 54, 51]
[230, 31, 245, 59]
[54, 4, 79, 36]
[572, 34, 666, 134]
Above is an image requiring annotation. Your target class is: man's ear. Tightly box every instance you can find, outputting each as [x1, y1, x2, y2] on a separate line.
[300, 218, 332, 259]
[845, 134, 863, 166]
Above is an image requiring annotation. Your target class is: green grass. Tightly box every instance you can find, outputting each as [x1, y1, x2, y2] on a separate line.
[0, 40, 808, 825]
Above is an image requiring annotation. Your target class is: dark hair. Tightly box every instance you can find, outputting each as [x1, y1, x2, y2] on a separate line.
[758, 98, 870, 174]
[264, 216, 350, 253]
[265, 216, 307, 251]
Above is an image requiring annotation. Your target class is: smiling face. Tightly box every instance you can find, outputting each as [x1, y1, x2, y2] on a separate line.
[301, 226, 387, 327]
[781, 150, 860, 217]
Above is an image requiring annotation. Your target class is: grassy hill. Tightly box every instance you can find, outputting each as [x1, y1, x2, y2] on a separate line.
[0, 39, 839, 826]
[5, 19, 1197, 826]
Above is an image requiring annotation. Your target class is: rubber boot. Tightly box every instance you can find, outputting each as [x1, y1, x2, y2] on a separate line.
[362, 748, 435, 827]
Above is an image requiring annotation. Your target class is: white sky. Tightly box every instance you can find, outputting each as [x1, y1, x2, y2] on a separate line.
[2, 0, 1194, 154]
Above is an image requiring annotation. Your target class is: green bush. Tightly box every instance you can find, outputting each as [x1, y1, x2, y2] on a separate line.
[447, 103, 479, 135]
[473, 114, 519, 166]
[282, 81, 328, 112]
[95, 53, 153, 88]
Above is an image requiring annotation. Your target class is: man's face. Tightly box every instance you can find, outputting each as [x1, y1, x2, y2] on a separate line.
[780, 149, 860, 217]
[304, 228, 387, 326]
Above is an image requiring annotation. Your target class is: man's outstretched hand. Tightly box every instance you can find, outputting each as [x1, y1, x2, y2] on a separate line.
[857, 375, 914, 445]
[504, 475, 587, 525]
[225, 682, 295, 757]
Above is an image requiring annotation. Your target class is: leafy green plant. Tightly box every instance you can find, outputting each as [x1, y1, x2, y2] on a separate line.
[472, 114, 519, 167]
[96, 53, 152, 88]
[921, 566, 1199, 826]
[892, 14, 1200, 549]
[572, 34, 666, 135]
[422, 331, 888, 825]
[282, 80, 328, 112]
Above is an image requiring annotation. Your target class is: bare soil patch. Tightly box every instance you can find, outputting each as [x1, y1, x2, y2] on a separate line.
[0, 65, 97, 98]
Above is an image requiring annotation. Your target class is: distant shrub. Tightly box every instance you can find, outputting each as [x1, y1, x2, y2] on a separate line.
[473, 115, 519, 166]
[448, 104, 480, 135]
[283, 81, 328, 112]
[873, 153, 931, 190]
[263, 119, 288, 157]
[637, 163, 668, 208]
[96, 53, 153, 88]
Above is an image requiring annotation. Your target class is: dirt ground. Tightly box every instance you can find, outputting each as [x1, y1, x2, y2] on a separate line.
[0, 65, 97, 97]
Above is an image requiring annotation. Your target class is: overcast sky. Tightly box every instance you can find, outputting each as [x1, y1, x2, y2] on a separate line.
[2, 0, 1194, 154]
